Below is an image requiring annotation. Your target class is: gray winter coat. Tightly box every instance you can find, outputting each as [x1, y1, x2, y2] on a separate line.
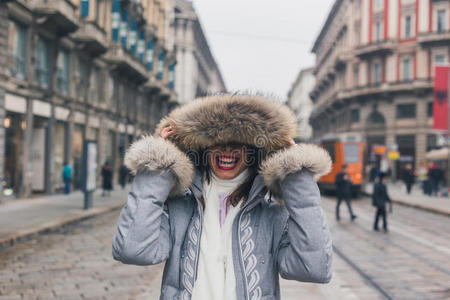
[112, 135, 333, 300]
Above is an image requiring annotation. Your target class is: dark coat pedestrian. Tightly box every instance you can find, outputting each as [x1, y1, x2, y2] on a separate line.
[119, 164, 128, 189]
[428, 163, 443, 196]
[62, 162, 72, 194]
[101, 162, 113, 196]
[372, 173, 391, 232]
[402, 164, 415, 194]
[335, 165, 357, 221]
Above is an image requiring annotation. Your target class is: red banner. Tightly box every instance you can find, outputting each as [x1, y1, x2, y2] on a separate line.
[433, 66, 450, 131]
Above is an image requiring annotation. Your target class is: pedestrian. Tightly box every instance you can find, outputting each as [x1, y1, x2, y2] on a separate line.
[417, 161, 429, 195]
[335, 164, 357, 221]
[402, 163, 415, 194]
[112, 94, 333, 300]
[101, 161, 113, 196]
[62, 161, 72, 194]
[119, 163, 128, 189]
[369, 163, 379, 182]
[428, 163, 444, 196]
[372, 172, 392, 232]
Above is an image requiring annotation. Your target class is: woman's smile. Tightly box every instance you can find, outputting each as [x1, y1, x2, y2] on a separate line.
[216, 155, 241, 170]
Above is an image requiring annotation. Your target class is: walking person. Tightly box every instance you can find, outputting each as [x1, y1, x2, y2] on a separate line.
[119, 163, 129, 189]
[101, 161, 113, 196]
[428, 163, 444, 196]
[372, 173, 392, 232]
[112, 94, 333, 300]
[417, 161, 429, 195]
[335, 164, 357, 221]
[62, 162, 72, 194]
[402, 163, 415, 194]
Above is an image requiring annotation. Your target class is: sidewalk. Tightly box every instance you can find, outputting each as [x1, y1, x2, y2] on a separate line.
[0, 187, 128, 249]
[364, 182, 450, 216]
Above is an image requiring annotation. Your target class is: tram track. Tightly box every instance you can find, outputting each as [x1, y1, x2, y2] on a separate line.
[322, 197, 450, 299]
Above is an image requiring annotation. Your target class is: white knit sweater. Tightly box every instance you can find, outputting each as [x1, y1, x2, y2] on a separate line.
[191, 170, 248, 300]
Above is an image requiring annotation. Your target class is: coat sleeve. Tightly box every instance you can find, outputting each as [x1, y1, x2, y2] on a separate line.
[112, 171, 174, 266]
[112, 135, 194, 266]
[276, 170, 333, 283]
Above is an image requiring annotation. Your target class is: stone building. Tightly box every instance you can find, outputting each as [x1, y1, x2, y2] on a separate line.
[0, 0, 179, 198]
[172, 0, 226, 103]
[310, 0, 450, 173]
[286, 67, 315, 141]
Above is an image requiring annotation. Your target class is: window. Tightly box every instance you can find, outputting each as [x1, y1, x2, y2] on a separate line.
[351, 109, 360, 123]
[373, 62, 381, 85]
[427, 102, 433, 117]
[435, 55, 445, 65]
[344, 143, 359, 163]
[34, 36, 50, 88]
[56, 50, 70, 95]
[396, 103, 416, 119]
[353, 64, 359, 87]
[437, 10, 446, 33]
[403, 58, 411, 81]
[375, 21, 382, 42]
[89, 66, 100, 103]
[7, 21, 27, 80]
[354, 22, 361, 46]
[405, 15, 412, 38]
[75, 57, 88, 100]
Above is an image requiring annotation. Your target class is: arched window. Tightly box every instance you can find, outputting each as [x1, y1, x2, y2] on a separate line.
[367, 111, 385, 125]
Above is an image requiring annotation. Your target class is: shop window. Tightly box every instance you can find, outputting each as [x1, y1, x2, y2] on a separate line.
[435, 55, 445, 65]
[7, 20, 27, 80]
[405, 15, 412, 38]
[396, 103, 416, 119]
[427, 135, 437, 152]
[437, 10, 446, 33]
[34, 36, 50, 89]
[56, 49, 70, 95]
[351, 109, 360, 123]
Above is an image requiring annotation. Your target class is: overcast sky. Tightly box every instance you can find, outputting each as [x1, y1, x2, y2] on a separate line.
[192, 0, 334, 100]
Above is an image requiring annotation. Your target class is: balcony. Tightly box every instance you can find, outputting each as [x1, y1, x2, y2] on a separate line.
[418, 31, 450, 47]
[336, 79, 432, 101]
[32, 0, 78, 35]
[104, 44, 148, 84]
[354, 40, 395, 59]
[72, 21, 108, 57]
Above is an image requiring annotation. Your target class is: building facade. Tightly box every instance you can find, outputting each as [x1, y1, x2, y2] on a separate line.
[0, 0, 179, 198]
[310, 0, 450, 173]
[172, 0, 226, 103]
[287, 67, 315, 141]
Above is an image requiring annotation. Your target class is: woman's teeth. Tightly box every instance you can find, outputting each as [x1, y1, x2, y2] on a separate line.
[217, 157, 239, 168]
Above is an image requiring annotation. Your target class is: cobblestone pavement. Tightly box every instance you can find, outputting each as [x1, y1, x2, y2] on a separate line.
[1, 195, 449, 300]
[325, 195, 450, 300]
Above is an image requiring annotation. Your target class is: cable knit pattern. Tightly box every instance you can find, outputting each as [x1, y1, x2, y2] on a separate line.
[240, 213, 261, 300]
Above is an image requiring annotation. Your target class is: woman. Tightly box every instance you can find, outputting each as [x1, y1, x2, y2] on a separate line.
[113, 94, 332, 300]
[101, 161, 113, 196]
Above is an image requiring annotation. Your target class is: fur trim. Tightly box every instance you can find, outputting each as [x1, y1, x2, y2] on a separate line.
[124, 135, 194, 196]
[155, 94, 297, 154]
[260, 144, 332, 197]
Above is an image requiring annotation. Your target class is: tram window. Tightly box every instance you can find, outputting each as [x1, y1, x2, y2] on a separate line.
[344, 143, 359, 163]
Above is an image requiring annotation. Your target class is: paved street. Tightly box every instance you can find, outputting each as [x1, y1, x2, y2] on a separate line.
[0, 195, 449, 300]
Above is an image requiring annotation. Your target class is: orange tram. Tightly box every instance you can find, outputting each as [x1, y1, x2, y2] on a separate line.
[318, 137, 365, 196]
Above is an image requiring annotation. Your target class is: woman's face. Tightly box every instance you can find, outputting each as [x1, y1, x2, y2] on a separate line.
[208, 144, 248, 180]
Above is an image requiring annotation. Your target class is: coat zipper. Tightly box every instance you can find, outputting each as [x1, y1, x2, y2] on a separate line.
[237, 206, 250, 300]
[189, 189, 203, 285]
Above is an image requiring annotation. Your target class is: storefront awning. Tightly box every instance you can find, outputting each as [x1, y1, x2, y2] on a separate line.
[425, 148, 449, 161]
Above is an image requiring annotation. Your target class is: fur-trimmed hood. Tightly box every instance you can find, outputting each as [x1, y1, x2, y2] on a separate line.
[125, 94, 331, 197]
[155, 94, 297, 154]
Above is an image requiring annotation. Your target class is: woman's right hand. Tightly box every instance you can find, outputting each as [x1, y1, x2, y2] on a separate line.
[160, 126, 175, 140]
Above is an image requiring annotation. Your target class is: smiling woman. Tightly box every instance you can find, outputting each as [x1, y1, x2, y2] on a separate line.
[113, 94, 333, 300]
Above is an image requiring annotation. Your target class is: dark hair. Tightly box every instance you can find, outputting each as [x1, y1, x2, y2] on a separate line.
[378, 172, 388, 181]
[197, 145, 263, 208]
[342, 164, 348, 169]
